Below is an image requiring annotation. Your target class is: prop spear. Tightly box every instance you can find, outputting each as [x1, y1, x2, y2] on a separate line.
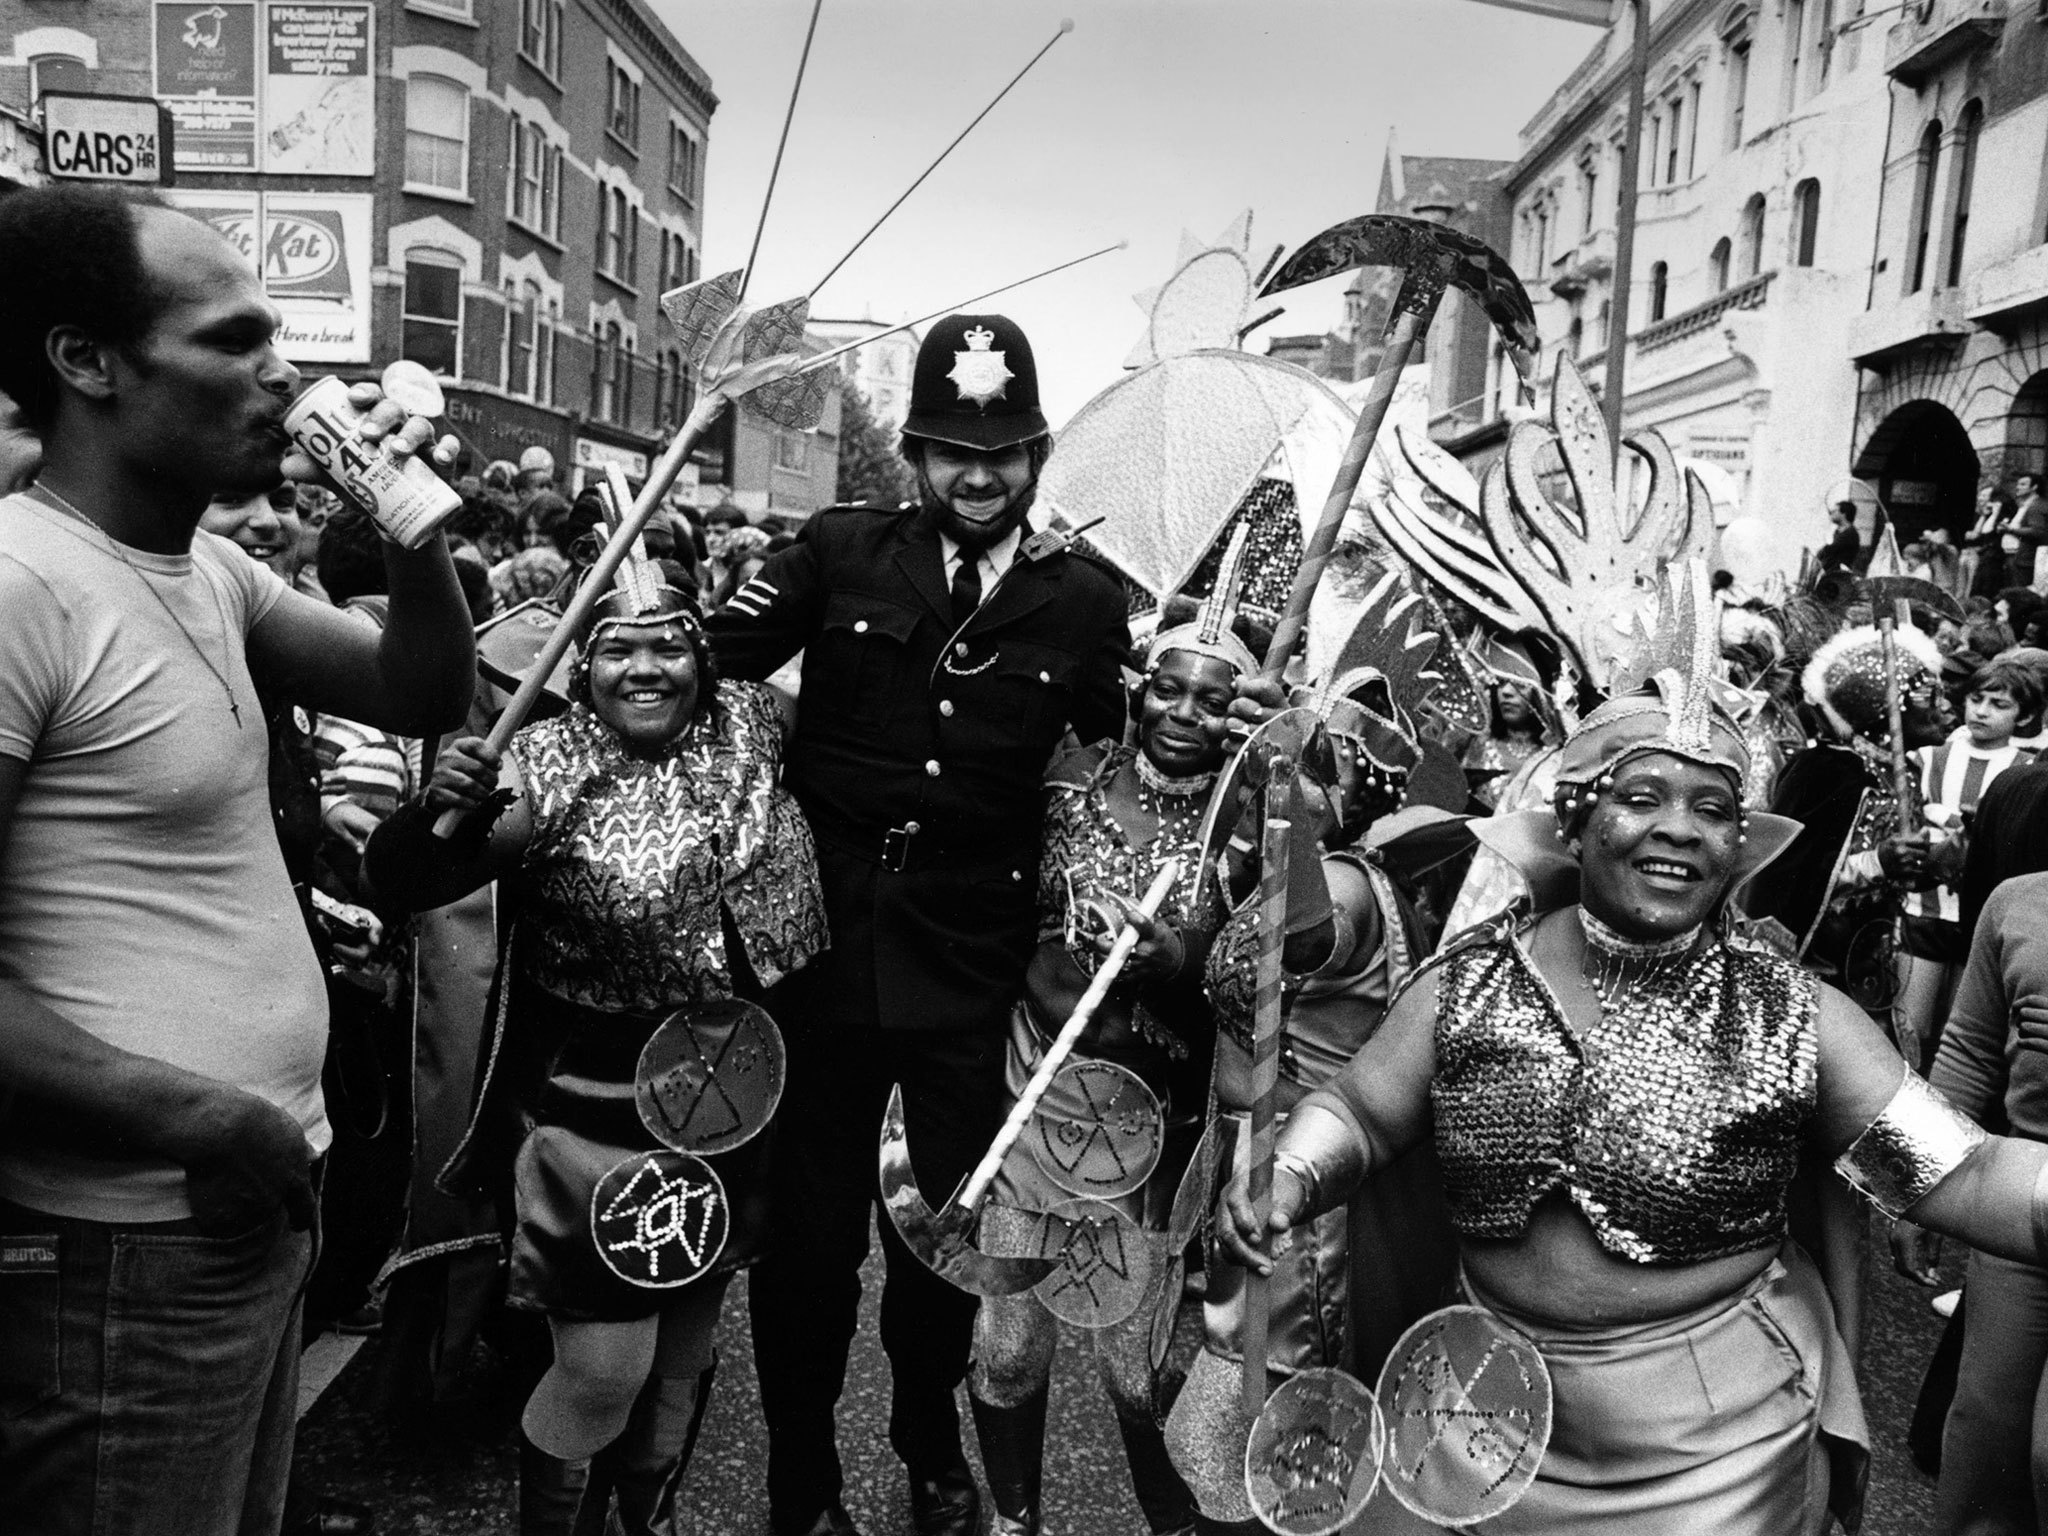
[1253, 216, 1537, 680]
[881, 860, 1181, 1295]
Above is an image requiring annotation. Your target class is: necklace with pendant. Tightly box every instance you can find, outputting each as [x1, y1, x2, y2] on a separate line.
[30, 483, 245, 728]
[1132, 750, 1214, 852]
[1577, 907, 1702, 1015]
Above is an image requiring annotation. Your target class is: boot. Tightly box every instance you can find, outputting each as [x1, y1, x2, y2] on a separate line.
[517, 1436, 590, 1536]
[969, 1386, 1048, 1535]
[1115, 1410, 1197, 1536]
[602, 1356, 720, 1536]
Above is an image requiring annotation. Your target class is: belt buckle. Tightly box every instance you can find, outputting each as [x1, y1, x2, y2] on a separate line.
[883, 823, 918, 872]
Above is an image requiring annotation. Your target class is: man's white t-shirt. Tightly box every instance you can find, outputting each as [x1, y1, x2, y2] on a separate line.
[0, 492, 330, 1222]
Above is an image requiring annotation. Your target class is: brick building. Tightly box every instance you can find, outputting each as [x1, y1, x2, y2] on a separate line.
[0, 0, 842, 508]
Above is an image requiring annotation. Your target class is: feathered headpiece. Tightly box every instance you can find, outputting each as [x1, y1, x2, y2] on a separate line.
[1145, 522, 1260, 678]
[588, 528, 701, 644]
[1803, 623, 1943, 743]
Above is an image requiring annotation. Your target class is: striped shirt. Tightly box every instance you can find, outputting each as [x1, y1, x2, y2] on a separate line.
[1912, 736, 2034, 922]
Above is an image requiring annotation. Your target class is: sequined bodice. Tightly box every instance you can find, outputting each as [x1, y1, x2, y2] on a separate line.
[1430, 920, 1818, 1265]
[515, 684, 826, 1012]
[1036, 746, 1215, 946]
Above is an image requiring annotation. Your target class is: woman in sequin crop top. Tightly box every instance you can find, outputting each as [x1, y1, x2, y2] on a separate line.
[1216, 677, 2048, 1533]
[365, 588, 824, 1536]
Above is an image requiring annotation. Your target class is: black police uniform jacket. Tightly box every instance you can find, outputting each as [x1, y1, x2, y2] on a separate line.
[707, 503, 1132, 1037]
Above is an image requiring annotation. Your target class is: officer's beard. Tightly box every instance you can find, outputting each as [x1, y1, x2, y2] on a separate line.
[914, 462, 1040, 552]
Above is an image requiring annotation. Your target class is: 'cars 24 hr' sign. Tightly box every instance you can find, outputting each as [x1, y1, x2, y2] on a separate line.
[41, 94, 176, 184]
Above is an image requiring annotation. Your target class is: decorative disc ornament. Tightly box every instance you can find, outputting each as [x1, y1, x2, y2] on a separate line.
[1034, 1060, 1164, 1200]
[1244, 1368, 1387, 1536]
[1026, 1197, 1154, 1328]
[1374, 1305, 1552, 1527]
[948, 324, 1013, 406]
[635, 999, 785, 1156]
[591, 1149, 728, 1289]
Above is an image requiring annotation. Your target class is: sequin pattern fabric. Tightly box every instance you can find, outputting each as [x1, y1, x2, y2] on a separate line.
[515, 683, 826, 1012]
[1430, 922, 1819, 1264]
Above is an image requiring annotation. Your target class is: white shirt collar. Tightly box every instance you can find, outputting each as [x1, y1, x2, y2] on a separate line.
[940, 523, 1025, 584]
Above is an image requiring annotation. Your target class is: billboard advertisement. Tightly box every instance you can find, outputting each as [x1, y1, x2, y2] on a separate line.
[154, 2, 374, 175]
[167, 190, 373, 363]
[154, 2, 259, 170]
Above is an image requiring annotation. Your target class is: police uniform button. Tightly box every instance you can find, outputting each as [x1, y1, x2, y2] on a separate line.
[1039, 670, 1050, 683]
[925, 760, 942, 777]
[905, 821, 920, 834]
[854, 619, 870, 633]
[954, 642, 970, 658]
[1011, 869, 1022, 881]
[939, 700, 955, 717]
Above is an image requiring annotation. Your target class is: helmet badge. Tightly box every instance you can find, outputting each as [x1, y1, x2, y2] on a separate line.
[948, 325, 1013, 408]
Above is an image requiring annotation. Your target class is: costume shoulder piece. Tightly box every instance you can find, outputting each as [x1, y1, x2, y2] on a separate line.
[1390, 900, 1529, 1006]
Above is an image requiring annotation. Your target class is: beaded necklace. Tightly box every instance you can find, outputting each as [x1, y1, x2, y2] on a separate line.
[1577, 907, 1704, 1015]
[1131, 751, 1215, 852]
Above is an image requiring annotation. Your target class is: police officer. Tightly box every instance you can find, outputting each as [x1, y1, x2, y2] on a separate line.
[708, 315, 1131, 1536]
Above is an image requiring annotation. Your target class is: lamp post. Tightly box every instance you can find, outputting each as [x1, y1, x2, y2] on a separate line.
[1464, 0, 1647, 461]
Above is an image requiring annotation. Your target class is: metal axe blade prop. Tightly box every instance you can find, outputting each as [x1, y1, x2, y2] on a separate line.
[1255, 215, 1537, 680]
[880, 859, 1182, 1297]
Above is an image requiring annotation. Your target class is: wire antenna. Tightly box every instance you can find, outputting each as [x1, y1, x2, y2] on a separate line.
[808, 19, 1075, 300]
[739, 0, 826, 304]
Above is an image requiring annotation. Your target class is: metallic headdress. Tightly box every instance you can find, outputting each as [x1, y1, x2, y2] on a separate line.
[588, 529, 701, 644]
[1290, 563, 1445, 776]
[1555, 562, 1755, 796]
[1145, 523, 1259, 678]
[1803, 623, 1942, 743]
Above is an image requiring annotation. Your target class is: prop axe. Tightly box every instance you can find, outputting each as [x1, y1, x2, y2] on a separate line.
[881, 860, 1181, 1296]
[1256, 215, 1537, 679]
[1865, 574, 1960, 826]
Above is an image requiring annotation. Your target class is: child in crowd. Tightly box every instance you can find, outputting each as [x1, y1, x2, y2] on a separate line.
[1899, 656, 2044, 1065]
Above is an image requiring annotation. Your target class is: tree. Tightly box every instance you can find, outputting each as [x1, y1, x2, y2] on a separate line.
[835, 377, 913, 508]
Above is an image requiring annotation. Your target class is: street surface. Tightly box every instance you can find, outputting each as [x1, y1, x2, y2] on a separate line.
[298, 1211, 1955, 1533]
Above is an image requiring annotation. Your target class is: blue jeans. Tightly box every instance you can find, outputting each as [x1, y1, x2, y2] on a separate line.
[0, 1196, 314, 1536]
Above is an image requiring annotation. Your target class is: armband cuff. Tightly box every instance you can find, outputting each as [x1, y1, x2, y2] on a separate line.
[1273, 1101, 1367, 1220]
[1834, 1066, 1988, 1219]
[2031, 1158, 2048, 1266]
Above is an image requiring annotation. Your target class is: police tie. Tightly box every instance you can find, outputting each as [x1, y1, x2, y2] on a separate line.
[950, 552, 982, 629]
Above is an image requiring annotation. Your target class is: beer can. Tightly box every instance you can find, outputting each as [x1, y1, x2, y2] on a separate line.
[283, 376, 460, 550]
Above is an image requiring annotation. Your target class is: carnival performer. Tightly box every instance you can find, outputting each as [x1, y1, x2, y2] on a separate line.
[968, 557, 1263, 1536]
[1461, 636, 1559, 812]
[1742, 623, 1950, 1018]
[363, 554, 826, 1536]
[1220, 628, 2048, 1534]
[1166, 575, 1458, 1535]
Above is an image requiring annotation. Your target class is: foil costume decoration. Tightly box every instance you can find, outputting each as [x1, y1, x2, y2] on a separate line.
[1373, 1305, 1551, 1528]
[1430, 917, 1820, 1264]
[1145, 523, 1260, 679]
[1833, 1062, 1989, 1219]
[1244, 1369, 1386, 1536]
[1033, 1060, 1164, 1202]
[590, 1148, 730, 1288]
[634, 998, 786, 1155]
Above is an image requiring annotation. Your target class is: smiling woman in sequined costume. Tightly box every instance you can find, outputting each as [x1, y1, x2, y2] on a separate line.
[364, 562, 824, 1536]
[966, 570, 1267, 1536]
[1220, 642, 2048, 1535]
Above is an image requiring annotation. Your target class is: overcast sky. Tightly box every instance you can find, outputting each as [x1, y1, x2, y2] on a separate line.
[651, 0, 1595, 424]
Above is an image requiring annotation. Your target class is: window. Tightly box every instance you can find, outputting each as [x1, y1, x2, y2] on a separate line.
[593, 323, 624, 421]
[503, 281, 553, 400]
[1815, 0, 1837, 92]
[402, 255, 462, 376]
[773, 432, 809, 473]
[668, 123, 700, 202]
[1578, 156, 1599, 235]
[1782, 0, 1805, 113]
[1792, 179, 1821, 266]
[607, 61, 641, 149]
[1568, 313, 1585, 359]
[1949, 102, 1983, 287]
[1664, 96, 1684, 184]
[1649, 260, 1669, 322]
[29, 54, 91, 101]
[520, 0, 563, 77]
[1685, 80, 1702, 176]
[405, 76, 469, 194]
[1709, 237, 1732, 293]
[1726, 40, 1750, 149]
[409, 0, 474, 17]
[1647, 113, 1665, 187]
[653, 346, 690, 428]
[508, 120, 562, 238]
[1909, 119, 1943, 293]
[600, 187, 640, 287]
[659, 230, 698, 292]
[1738, 194, 1766, 279]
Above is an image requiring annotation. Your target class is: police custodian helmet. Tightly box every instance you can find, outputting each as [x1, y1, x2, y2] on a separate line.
[899, 313, 1049, 452]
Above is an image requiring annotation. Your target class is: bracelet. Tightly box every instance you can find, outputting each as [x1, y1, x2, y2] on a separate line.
[1271, 1150, 1321, 1217]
